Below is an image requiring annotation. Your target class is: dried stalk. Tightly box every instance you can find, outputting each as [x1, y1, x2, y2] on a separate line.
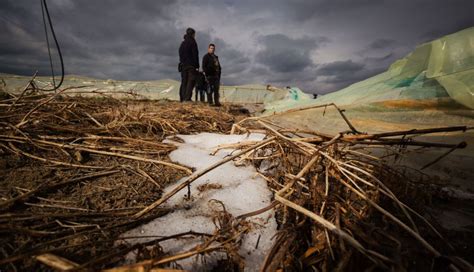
[133, 137, 276, 218]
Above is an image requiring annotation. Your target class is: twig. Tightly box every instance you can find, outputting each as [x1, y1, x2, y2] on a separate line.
[133, 137, 276, 218]
[421, 142, 465, 170]
[275, 194, 388, 263]
[7, 142, 107, 169]
[2, 136, 191, 174]
[16, 86, 89, 128]
[36, 253, 79, 270]
[344, 126, 469, 140]
[0, 169, 118, 209]
[8, 71, 38, 111]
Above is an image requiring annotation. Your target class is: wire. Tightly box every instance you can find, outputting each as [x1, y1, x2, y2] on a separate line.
[40, 0, 64, 91]
[41, 0, 55, 87]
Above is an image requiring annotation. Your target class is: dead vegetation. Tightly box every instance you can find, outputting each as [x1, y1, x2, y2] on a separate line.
[0, 86, 249, 271]
[0, 84, 473, 271]
[231, 115, 472, 271]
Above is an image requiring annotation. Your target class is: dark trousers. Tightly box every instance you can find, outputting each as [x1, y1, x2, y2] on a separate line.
[180, 68, 196, 102]
[195, 87, 206, 102]
[207, 77, 220, 105]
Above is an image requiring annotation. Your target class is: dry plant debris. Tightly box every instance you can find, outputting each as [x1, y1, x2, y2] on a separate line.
[0, 86, 249, 271]
[0, 85, 472, 271]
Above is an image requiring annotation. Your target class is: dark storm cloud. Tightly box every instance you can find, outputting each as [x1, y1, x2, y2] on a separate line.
[0, 0, 181, 80]
[363, 53, 395, 69]
[316, 60, 380, 92]
[315, 52, 395, 93]
[369, 39, 396, 50]
[1, 0, 473, 94]
[317, 60, 365, 76]
[278, 0, 383, 22]
[53, 0, 182, 79]
[255, 34, 327, 73]
[194, 33, 250, 84]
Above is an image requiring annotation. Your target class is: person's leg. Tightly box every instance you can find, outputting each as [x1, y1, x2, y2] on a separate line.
[199, 89, 205, 102]
[214, 78, 221, 106]
[202, 82, 208, 103]
[208, 78, 220, 106]
[184, 69, 196, 101]
[179, 70, 188, 102]
[207, 81, 214, 105]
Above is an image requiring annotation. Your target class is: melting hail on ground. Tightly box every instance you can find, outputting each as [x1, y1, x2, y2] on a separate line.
[120, 133, 277, 270]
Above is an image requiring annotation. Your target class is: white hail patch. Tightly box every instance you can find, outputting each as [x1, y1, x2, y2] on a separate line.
[121, 132, 277, 271]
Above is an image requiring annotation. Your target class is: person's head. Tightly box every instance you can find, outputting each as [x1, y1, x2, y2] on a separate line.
[208, 43, 215, 54]
[186, 27, 195, 38]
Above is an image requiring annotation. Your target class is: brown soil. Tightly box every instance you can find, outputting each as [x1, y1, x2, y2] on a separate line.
[0, 95, 250, 271]
[0, 92, 472, 271]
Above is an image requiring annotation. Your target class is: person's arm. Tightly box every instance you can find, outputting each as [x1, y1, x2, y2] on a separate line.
[192, 41, 199, 69]
[202, 54, 209, 75]
[178, 42, 184, 63]
[219, 58, 221, 72]
[217, 56, 221, 78]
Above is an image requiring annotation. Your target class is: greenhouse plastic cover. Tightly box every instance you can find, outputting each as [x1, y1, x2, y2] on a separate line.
[1, 75, 290, 104]
[264, 27, 474, 113]
[1, 27, 472, 109]
[261, 28, 474, 194]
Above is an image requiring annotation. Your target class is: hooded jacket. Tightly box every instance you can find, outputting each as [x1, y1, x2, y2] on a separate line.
[179, 34, 199, 69]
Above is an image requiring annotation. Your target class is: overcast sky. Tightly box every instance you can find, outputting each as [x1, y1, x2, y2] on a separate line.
[1, 0, 473, 94]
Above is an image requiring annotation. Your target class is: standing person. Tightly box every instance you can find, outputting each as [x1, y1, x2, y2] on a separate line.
[202, 43, 221, 106]
[178, 28, 199, 102]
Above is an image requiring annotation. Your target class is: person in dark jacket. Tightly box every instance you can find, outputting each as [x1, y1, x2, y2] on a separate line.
[202, 43, 221, 106]
[178, 28, 199, 102]
[195, 71, 207, 102]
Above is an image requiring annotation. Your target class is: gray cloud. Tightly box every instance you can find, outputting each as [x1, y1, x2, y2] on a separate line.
[254, 0, 384, 23]
[255, 34, 327, 73]
[317, 60, 365, 76]
[369, 39, 396, 50]
[0, 0, 181, 80]
[1, 0, 473, 94]
[315, 60, 381, 92]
